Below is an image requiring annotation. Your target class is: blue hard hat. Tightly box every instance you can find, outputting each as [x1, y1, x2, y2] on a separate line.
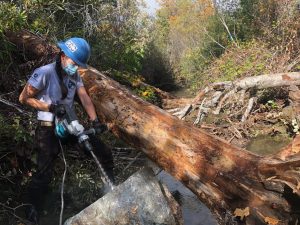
[57, 37, 91, 68]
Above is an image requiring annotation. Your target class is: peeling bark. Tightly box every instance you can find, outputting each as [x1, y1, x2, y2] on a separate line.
[79, 67, 300, 225]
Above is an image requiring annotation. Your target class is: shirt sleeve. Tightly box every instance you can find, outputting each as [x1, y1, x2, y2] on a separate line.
[28, 68, 47, 90]
[76, 75, 84, 89]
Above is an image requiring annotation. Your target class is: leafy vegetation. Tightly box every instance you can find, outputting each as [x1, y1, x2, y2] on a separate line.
[149, 0, 300, 92]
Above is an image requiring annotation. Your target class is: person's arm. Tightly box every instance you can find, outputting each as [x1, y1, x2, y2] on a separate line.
[76, 86, 97, 121]
[19, 83, 51, 111]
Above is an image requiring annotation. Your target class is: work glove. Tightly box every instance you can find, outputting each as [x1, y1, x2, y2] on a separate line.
[92, 118, 108, 134]
[49, 104, 66, 117]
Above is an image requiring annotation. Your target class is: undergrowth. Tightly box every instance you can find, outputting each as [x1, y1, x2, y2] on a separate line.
[187, 40, 292, 93]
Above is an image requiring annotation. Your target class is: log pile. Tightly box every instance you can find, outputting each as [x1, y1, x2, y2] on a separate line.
[167, 73, 300, 124]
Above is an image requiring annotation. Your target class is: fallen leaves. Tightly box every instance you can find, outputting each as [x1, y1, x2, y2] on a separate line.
[256, 211, 280, 225]
[264, 216, 279, 225]
[234, 207, 250, 220]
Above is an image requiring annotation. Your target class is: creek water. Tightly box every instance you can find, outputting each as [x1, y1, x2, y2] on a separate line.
[246, 134, 291, 155]
[146, 160, 218, 225]
[157, 170, 218, 225]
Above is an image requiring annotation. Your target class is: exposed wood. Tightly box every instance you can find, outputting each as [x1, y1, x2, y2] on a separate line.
[275, 135, 300, 160]
[174, 104, 192, 120]
[79, 67, 300, 225]
[5, 30, 58, 60]
[194, 98, 207, 125]
[213, 89, 235, 115]
[234, 72, 300, 90]
[166, 72, 300, 114]
[162, 97, 194, 109]
[241, 97, 256, 122]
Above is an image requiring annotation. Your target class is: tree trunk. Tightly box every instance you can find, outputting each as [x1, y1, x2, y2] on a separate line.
[5, 30, 58, 60]
[235, 72, 300, 90]
[79, 67, 300, 225]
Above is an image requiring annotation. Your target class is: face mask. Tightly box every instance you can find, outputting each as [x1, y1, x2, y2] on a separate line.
[63, 63, 78, 76]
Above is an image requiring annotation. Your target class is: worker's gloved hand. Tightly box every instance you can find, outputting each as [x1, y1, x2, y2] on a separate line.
[49, 104, 66, 117]
[92, 118, 108, 134]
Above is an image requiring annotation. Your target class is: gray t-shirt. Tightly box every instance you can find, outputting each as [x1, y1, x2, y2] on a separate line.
[28, 62, 84, 121]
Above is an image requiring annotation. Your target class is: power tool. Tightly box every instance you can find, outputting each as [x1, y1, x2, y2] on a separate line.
[54, 104, 114, 190]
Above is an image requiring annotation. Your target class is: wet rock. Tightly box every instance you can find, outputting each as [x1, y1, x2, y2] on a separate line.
[64, 167, 182, 225]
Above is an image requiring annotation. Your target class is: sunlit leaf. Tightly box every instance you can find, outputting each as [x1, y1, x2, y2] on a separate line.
[264, 216, 279, 225]
[234, 207, 250, 220]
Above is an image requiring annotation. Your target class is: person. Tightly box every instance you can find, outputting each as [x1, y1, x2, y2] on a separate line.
[19, 37, 115, 224]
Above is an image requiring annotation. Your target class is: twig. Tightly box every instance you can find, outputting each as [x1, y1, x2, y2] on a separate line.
[213, 90, 235, 115]
[121, 152, 142, 174]
[0, 91, 16, 97]
[167, 108, 181, 113]
[0, 175, 15, 184]
[194, 98, 207, 125]
[232, 127, 243, 139]
[0, 203, 31, 211]
[0, 98, 29, 115]
[203, 28, 226, 50]
[200, 124, 217, 129]
[113, 147, 135, 151]
[286, 55, 300, 72]
[0, 152, 13, 160]
[241, 97, 256, 122]
[118, 157, 143, 161]
[0, 203, 32, 224]
[210, 91, 223, 107]
[228, 135, 235, 143]
[173, 104, 193, 120]
[238, 89, 246, 104]
[218, 15, 238, 47]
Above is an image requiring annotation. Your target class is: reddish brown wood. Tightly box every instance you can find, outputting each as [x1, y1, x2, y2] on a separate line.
[79, 67, 300, 225]
[5, 30, 58, 60]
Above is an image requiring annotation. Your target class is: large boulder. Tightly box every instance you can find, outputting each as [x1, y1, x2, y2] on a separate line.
[64, 167, 182, 225]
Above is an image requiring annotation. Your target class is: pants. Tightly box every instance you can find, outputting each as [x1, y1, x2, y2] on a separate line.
[26, 124, 114, 211]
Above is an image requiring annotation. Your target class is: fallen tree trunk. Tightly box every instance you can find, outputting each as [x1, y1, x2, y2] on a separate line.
[8, 31, 300, 224]
[235, 72, 300, 90]
[80, 67, 300, 224]
[5, 30, 58, 61]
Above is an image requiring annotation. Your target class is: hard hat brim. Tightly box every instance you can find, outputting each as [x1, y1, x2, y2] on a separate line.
[57, 42, 88, 68]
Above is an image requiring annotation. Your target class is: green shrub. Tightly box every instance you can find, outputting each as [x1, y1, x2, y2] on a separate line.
[134, 86, 160, 105]
[0, 2, 27, 33]
[0, 114, 33, 152]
